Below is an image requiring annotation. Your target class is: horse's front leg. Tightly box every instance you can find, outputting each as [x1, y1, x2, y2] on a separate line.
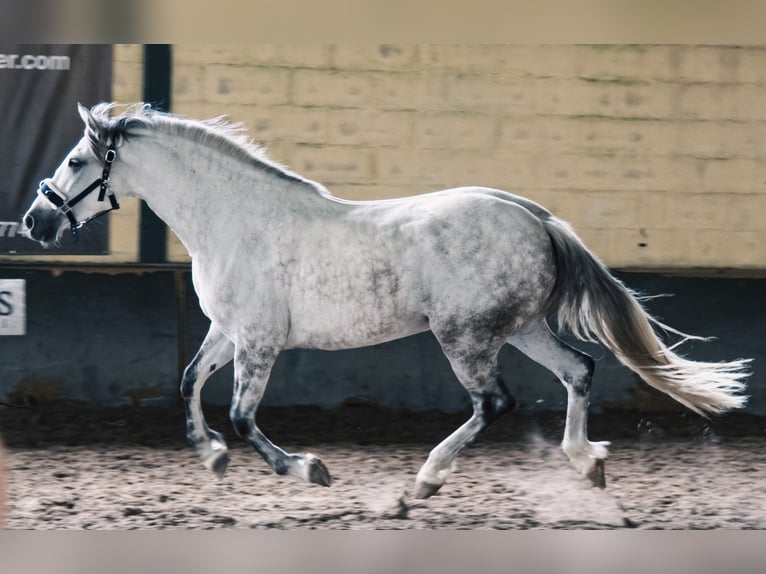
[230, 339, 332, 487]
[181, 324, 235, 477]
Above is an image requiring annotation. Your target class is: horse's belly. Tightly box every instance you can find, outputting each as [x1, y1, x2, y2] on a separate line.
[285, 306, 429, 350]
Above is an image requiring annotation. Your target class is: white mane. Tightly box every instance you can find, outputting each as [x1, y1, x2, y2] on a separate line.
[87, 102, 313, 186]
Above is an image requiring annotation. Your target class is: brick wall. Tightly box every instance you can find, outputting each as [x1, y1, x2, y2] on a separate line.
[163, 46, 766, 268]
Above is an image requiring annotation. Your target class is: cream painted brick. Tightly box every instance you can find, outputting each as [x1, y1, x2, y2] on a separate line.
[173, 102, 250, 122]
[413, 112, 498, 149]
[262, 142, 291, 166]
[736, 48, 766, 84]
[675, 84, 766, 121]
[576, 228, 693, 269]
[499, 117, 766, 162]
[567, 228, 625, 266]
[375, 150, 696, 195]
[370, 72, 449, 111]
[462, 45, 674, 84]
[173, 103, 330, 146]
[530, 192, 576, 227]
[445, 75, 537, 113]
[174, 45, 237, 65]
[689, 230, 766, 268]
[672, 46, 743, 84]
[577, 227, 766, 269]
[572, 45, 759, 85]
[439, 76, 675, 118]
[573, 45, 754, 85]
[699, 158, 765, 194]
[374, 148, 448, 186]
[107, 197, 140, 262]
[113, 44, 142, 63]
[106, 44, 766, 269]
[172, 64, 206, 103]
[292, 69, 373, 107]
[167, 230, 191, 263]
[549, 190, 643, 229]
[638, 192, 734, 231]
[247, 106, 328, 145]
[287, 145, 373, 183]
[375, 148, 525, 188]
[535, 79, 675, 119]
[175, 45, 331, 68]
[720, 194, 766, 232]
[625, 229, 694, 267]
[639, 192, 766, 232]
[528, 153, 694, 193]
[572, 45, 677, 83]
[154, 102, 330, 155]
[419, 45, 531, 75]
[677, 121, 766, 160]
[419, 45, 659, 80]
[334, 45, 419, 71]
[234, 45, 330, 68]
[512, 189, 562, 213]
[512, 45, 580, 78]
[327, 109, 414, 147]
[112, 61, 142, 103]
[499, 117, 667, 156]
[204, 65, 291, 105]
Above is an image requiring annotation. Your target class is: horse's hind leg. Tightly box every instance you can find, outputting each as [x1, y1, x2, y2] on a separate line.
[229, 341, 331, 487]
[415, 332, 513, 499]
[181, 324, 234, 477]
[509, 323, 609, 487]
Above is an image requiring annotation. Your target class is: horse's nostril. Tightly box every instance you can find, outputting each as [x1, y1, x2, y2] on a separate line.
[23, 214, 34, 230]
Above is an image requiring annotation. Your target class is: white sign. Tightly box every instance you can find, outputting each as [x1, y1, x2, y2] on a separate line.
[0, 279, 26, 335]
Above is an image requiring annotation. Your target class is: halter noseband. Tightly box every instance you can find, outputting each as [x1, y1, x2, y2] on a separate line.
[37, 145, 120, 242]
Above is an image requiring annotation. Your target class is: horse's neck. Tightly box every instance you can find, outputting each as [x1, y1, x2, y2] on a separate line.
[122, 136, 323, 257]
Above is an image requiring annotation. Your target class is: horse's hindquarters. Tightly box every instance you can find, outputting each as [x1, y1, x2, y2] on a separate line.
[422, 197, 556, 341]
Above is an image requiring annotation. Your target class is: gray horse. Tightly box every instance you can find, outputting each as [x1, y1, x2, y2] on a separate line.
[22, 103, 748, 498]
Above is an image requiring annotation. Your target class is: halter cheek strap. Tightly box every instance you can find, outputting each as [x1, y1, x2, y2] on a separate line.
[38, 145, 120, 242]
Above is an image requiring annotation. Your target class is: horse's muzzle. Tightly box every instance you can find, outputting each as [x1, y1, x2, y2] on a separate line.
[21, 209, 58, 244]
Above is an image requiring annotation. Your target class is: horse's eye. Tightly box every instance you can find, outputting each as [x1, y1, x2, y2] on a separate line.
[68, 158, 84, 169]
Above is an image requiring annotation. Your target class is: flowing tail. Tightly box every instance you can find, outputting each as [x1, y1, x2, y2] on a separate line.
[541, 216, 749, 416]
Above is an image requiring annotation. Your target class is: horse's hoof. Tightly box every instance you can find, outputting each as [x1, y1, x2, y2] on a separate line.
[413, 481, 442, 499]
[306, 456, 332, 487]
[203, 449, 229, 479]
[587, 458, 606, 489]
[211, 452, 230, 479]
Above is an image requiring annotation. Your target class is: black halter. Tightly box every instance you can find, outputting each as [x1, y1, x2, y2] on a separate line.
[37, 145, 120, 242]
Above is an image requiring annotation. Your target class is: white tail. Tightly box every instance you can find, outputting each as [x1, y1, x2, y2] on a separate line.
[542, 216, 749, 416]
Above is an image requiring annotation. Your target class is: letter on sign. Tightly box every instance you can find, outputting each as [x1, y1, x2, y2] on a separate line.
[0, 280, 25, 335]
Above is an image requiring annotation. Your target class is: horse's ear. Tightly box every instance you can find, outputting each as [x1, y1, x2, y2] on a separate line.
[77, 103, 97, 130]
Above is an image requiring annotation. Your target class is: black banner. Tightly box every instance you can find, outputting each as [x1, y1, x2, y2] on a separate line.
[0, 44, 112, 254]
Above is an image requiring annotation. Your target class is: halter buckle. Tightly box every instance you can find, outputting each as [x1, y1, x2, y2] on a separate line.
[104, 148, 116, 164]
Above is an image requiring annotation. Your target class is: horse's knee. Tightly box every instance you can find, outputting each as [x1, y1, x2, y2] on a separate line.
[230, 408, 252, 439]
[180, 364, 197, 400]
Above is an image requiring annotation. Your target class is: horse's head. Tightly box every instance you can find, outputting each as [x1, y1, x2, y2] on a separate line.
[21, 103, 122, 245]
